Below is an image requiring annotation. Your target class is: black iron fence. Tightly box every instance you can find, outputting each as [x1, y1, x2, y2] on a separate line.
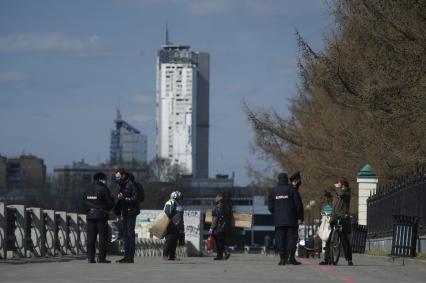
[351, 223, 367, 253]
[367, 166, 426, 238]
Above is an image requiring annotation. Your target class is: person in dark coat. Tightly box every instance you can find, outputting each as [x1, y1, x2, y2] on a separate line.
[288, 171, 304, 265]
[268, 172, 304, 265]
[209, 194, 232, 260]
[83, 172, 114, 263]
[114, 168, 141, 263]
[320, 178, 353, 266]
[163, 191, 185, 260]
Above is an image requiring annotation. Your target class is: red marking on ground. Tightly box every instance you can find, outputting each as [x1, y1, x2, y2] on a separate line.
[301, 259, 355, 283]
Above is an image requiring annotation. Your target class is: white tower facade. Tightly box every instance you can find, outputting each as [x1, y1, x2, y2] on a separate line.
[156, 30, 209, 177]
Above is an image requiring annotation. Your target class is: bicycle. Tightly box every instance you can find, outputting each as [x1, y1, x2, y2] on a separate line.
[329, 217, 344, 265]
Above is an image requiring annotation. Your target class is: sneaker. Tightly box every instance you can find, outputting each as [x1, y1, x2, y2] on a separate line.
[214, 256, 224, 260]
[88, 259, 96, 263]
[319, 261, 329, 265]
[348, 261, 354, 266]
[224, 252, 231, 260]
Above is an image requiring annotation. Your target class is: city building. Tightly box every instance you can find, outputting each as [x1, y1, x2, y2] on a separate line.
[0, 155, 6, 189]
[3, 154, 46, 188]
[156, 28, 209, 178]
[53, 159, 148, 212]
[110, 109, 148, 165]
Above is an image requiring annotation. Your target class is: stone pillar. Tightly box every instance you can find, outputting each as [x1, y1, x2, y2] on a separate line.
[357, 164, 378, 226]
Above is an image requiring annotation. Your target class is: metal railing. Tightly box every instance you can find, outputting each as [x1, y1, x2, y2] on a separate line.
[0, 202, 188, 260]
[367, 166, 426, 238]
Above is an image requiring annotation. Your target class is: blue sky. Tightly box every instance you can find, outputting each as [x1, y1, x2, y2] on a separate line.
[0, 0, 330, 185]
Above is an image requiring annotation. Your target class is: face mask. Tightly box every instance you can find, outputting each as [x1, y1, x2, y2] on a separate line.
[99, 179, 106, 184]
[114, 176, 121, 184]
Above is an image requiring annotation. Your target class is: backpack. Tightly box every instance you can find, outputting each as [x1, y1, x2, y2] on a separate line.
[132, 181, 145, 203]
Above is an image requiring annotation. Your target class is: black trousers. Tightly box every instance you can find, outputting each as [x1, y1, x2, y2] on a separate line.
[122, 215, 137, 259]
[324, 227, 352, 261]
[275, 226, 297, 253]
[163, 233, 178, 259]
[87, 219, 108, 261]
[214, 236, 227, 258]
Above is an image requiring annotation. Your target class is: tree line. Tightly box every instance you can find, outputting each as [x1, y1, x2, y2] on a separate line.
[246, 0, 426, 212]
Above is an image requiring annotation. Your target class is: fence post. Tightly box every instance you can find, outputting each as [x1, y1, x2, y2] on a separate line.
[55, 211, 67, 255]
[67, 213, 79, 255]
[43, 210, 56, 256]
[26, 207, 45, 257]
[357, 164, 378, 226]
[7, 205, 27, 258]
[0, 202, 5, 259]
[78, 214, 87, 254]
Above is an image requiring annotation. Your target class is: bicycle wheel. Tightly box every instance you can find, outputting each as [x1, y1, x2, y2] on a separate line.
[330, 230, 341, 265]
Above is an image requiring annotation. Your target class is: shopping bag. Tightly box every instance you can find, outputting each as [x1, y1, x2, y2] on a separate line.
[207, 235, 215, 251]
[149, 211, 170, 239]
[317, 215, 331, 241]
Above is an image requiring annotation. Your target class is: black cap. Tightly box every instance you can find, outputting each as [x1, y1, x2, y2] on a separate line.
[290, 171, 301, 182]
[93, 172, 107, 181]
[277, 172, 288, 185]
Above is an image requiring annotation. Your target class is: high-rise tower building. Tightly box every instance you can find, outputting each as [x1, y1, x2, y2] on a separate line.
[110, 109, 147, 165]
[156, 29, 209, 178]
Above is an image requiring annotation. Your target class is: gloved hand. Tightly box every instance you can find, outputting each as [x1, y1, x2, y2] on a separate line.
[208, 229, 213, 235]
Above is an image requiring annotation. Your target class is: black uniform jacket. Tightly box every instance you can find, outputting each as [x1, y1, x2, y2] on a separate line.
[268, 184, 303, 227]
[83, 182, 114, 220]
[117, 181, 141, 217]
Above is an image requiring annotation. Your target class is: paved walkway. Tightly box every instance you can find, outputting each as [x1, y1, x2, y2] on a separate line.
[1, 254, 425, 283]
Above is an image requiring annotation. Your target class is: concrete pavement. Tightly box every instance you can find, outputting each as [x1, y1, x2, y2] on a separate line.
[1, 253, 425, 283]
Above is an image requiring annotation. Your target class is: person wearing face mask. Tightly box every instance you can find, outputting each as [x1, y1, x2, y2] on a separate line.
[319, 178, 353, 266]
[114, 168, 141, 263]
[288, 171, 304, 265]
[83, 172, 114, 263]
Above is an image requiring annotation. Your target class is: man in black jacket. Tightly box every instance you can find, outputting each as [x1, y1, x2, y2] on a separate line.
[209, 194, 232, 260]
[83, 172, 114, 263]
[268, 172, 304, 265]
[289, 171, 304, 265]
[114, 168, 141, 263]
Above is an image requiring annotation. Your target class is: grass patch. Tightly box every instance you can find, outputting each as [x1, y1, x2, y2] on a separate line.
[416, 253, 426, 260]
[365, 248, 389, 256]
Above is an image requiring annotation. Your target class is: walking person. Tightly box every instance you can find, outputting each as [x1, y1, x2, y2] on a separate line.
[209, 194, 232, 260]
[163, 191, 185, 261]
[83, 172, 114, 263]
[268, 172, 304, 265]
[288, 171, 304, 265]
[319, 178, 354, 266]
[114, 168, 143, 263]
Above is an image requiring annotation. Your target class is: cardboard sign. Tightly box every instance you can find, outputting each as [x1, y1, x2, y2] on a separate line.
[205, 209, 252, 229]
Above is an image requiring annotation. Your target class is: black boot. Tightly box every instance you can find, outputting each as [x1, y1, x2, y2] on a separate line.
[278, 252, 288, 266]
[288, 249, 301, 265]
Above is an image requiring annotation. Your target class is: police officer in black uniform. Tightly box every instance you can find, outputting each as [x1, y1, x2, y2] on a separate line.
[268, 172, 304, 265]
[83, 172, 114, 263]
[114, 168, 141, 263]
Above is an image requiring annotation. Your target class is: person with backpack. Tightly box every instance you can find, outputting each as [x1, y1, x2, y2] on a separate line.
[209, 194, 232, 260]
[163, 191, 185, 261]
[114, 168, 144, 263]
